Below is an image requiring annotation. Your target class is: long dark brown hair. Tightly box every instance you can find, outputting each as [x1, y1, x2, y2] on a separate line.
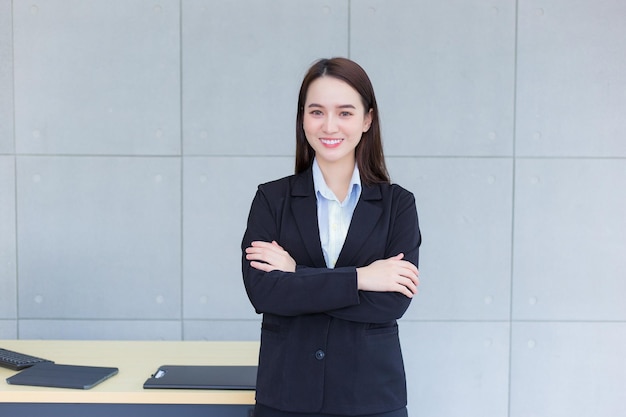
[295, 57, 390, 185]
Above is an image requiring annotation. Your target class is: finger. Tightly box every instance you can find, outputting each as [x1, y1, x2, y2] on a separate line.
[253, 241, 287, 258]
[245, 252, 266, 262]
[271, 241, 285, 250]
[398, 261, 419, 277]
[246, 246, 279, 263]
[399, 260, 418, 274]
[403, 271, 419, 287]
[246, 244, 281, 262]
[250, 241, 280, 250]
[399, 276, 418, 294]
[250, 260, 274, 272]
[395, 283, 414, 298]
[394, 262, 418, 278]
[248, 245, 266, 255]
[245, 246, 264, 255]
[249, 251, 281, 266]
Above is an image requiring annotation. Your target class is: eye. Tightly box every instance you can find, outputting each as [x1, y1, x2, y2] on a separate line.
[309, 109, 323, 116]
[339, 111, 353, 117]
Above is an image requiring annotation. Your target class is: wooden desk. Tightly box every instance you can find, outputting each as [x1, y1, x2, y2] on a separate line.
[0, 340, 259, 416]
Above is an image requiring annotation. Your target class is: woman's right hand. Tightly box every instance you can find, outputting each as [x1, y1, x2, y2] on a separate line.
[356, 253, 420, 298]
[245, 240, 297, 273]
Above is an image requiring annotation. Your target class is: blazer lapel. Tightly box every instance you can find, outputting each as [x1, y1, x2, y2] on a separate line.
[291, 170, 326, 267]
[336, 183, 383, 267]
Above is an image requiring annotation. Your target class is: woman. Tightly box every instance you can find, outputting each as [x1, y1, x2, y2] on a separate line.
[242, 57, 421, 417]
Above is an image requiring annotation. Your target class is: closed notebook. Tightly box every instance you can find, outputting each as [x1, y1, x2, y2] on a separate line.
[143, 365, 257, 390]
[6, 362, 118, 390]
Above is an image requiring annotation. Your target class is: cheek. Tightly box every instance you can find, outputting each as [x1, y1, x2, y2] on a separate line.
[350, 122, 367, 138]
[302, 119, 316, 143]
[302, 117, 318, 134]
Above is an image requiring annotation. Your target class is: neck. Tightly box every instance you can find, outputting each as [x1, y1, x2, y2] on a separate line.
[317, 158, 356, 202]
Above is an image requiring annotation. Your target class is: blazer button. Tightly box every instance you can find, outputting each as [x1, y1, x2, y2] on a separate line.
[315, 349, 325, 360]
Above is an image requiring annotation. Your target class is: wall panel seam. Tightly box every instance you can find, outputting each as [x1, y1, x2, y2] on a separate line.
[508, 1, 521, 415]
[178, 0, 185, 340]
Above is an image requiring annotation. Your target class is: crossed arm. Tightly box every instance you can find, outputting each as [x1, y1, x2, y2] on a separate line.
[241, 182, 421, 322]
[245, 240, 420, 298]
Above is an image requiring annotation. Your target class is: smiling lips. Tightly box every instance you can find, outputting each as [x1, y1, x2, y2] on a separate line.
[320, 138, 343, 147]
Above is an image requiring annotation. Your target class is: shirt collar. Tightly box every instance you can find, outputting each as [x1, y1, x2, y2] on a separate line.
[312, 158, 362, 203]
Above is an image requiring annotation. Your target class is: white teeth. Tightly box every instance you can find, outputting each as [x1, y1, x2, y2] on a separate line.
[321, 139, 342, 145]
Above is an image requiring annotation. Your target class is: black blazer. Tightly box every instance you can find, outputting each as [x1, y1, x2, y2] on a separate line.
[241, 167, 421, 415]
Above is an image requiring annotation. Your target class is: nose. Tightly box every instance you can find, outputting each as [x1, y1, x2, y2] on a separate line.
[322, 115, 338, 133]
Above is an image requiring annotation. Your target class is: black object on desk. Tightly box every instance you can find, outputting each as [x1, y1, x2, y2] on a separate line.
[143, 365, 257, 390]
[0, 347, 53, 370]
[6, 362, 119, 389]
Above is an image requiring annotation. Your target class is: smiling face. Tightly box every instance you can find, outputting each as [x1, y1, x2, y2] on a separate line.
[302, 76, 372, 170]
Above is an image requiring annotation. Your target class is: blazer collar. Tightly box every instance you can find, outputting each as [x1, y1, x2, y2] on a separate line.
[291, 167, 384, 268]
[291, 169, 325, 266]
[291, 166, 382, 200]
[337, 182, 383, 267]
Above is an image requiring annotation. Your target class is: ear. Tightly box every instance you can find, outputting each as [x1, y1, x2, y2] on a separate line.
[363, 108, 373, 132]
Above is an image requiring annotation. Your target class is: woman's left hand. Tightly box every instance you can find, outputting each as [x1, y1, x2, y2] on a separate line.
[245, 241, 296, 273]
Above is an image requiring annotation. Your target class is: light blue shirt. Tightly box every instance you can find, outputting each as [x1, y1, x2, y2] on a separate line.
[312, 158, 362, 269]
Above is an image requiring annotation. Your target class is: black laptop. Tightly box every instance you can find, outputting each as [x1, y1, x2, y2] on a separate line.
[6, 362, 119, 390]
[143, 365, 257, 390]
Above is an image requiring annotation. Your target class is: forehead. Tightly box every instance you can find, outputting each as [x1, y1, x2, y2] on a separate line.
[305, 76, 363, 108]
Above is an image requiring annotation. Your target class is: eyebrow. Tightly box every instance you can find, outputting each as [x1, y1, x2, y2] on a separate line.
[307, 103, 357, 109]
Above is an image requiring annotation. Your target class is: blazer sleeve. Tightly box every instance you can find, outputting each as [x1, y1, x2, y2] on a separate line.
[325, 187, 421, 324]
[241, 184, 361, 317]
